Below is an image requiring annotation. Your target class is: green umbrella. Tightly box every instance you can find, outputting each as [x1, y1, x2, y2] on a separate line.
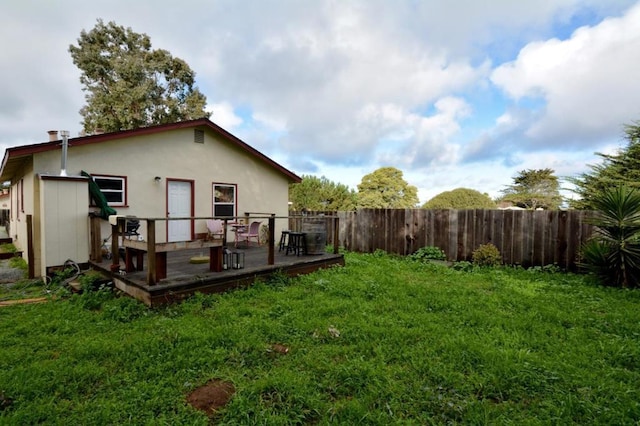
[81, 170, 117, 220]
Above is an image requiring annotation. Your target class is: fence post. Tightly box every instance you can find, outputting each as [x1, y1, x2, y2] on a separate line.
[333, 217, 339, 254]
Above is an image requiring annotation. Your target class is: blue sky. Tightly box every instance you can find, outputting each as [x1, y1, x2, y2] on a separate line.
[1, 0, 639, 204]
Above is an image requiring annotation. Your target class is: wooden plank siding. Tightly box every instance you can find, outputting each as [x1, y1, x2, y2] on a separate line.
[297, 209, 595, 270]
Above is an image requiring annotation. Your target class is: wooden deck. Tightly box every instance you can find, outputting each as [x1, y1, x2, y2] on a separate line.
[90, 244, 344, 306]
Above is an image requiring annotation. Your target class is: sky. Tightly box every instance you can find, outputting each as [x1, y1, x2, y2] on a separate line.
[2, 0, 639, 205]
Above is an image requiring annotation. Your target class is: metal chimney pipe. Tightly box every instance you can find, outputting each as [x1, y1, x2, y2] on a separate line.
[60, 130, 70, 176]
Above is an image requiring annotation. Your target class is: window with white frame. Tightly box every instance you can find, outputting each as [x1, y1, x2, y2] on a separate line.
[92, 175, 127, 206]
[213, 184, 236, 217]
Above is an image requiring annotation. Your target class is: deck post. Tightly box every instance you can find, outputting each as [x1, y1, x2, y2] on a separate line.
[147, 219, 157, 285]
[26, 214, 34, 279]
[268, 215, 275, 265]
[89, 214, 102, 262]
[111, 218, 121, 272]
[333, 217, 340, 254]
[222, 219, 227, 246]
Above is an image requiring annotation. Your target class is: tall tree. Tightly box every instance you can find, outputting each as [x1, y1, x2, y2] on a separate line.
[357, 167, 419, 208]
[289, 175, 357, 211]
[570, 122, 640, 210]
[499, 168, 562, 210]
[423, 188, 496, 209]
[69, 19, 209, 133]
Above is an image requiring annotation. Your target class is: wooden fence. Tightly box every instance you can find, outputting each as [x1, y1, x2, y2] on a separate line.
[292, 209, 595, 270]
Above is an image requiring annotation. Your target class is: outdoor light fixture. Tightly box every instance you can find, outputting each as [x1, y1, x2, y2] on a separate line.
[223, 247, 232, 270]
[154, 176, 161, 182]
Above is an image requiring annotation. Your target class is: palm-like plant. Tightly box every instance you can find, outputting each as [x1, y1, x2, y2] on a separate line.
[581, 186, 640, 287]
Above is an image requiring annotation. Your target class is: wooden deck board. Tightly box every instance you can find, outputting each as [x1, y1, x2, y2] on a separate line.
[90, 244, 344, 306]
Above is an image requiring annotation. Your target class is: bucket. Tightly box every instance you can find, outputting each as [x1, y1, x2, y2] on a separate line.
[302, 218, 327, 255]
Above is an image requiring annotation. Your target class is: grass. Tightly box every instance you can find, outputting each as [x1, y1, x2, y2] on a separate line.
[1, 251, 640, 424]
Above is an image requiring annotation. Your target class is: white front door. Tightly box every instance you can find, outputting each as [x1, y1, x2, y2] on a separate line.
[167, 180, 192, 242]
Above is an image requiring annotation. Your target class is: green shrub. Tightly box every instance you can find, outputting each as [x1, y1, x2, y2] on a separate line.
[74, 270, 114, 310]
[78, 270, 110, 292]
[409, 246, 447, 262]
[580, 185, 640, 288]
[472, 243, 502, 267]
[371, 249, 388, 258]
[48, 267, 78, 288]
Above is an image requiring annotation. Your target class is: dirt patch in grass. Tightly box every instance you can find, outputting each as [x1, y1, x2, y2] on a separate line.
[187, 379, 235, 417]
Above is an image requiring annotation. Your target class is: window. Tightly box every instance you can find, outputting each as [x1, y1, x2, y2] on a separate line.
[92, 175, 127, 206]
[213, 184, 236, 217]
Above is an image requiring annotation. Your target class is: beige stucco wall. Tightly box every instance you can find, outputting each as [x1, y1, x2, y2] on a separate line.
[7, 159, 38, 267]
[32, 126, 292, 245]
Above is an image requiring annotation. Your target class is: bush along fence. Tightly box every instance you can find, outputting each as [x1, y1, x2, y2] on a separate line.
[292, 209, 595, 271]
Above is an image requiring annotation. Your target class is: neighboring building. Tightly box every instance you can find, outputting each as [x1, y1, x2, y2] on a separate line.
[0, 118, 301, 277]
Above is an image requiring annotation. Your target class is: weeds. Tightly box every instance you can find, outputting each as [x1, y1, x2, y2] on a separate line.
[0, 243, 17, 254]
[409, 245, 447, 262]
[8, 257, 26, 270]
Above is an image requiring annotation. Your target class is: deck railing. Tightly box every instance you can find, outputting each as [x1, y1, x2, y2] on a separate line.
[89, 214, 340, 285]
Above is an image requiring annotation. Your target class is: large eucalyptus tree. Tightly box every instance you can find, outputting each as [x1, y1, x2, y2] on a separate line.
[69, 20, 209, 133]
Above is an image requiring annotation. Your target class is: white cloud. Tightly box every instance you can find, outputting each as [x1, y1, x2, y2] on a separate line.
[491, 2, 640, 147]
[207, 102, 243, 131]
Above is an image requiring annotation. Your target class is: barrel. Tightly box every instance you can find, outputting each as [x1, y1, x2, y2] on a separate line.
[302, 218, 327, 254]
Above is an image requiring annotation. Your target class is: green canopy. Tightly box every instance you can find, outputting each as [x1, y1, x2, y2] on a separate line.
[81, 170, 117, 220]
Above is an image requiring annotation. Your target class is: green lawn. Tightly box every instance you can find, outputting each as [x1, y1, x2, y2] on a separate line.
[1, 252, 639, 424]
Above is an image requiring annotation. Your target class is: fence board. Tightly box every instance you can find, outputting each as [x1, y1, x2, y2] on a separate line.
[532, 211, 545, 266]
[492, 210, 504, 260]
[456, 210, 467, 260]
[511, 210, 524, 266]
[434, 210, 449, 253]
[412, 209, 422, 250]
[425, 209, 435, 248]
[502, 210, 514, 265]
[447, 210, 458, 261]
[556, 210, 568, 268]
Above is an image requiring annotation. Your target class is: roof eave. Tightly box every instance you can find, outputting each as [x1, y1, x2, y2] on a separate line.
[0, 118, 302, 183]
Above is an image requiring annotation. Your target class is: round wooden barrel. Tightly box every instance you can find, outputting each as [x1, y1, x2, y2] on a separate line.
[302, 219, 327, 254]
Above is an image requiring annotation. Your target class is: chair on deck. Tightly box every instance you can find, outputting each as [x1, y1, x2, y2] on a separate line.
[206, 219, 224, 241]
[236, 221, 262, 247]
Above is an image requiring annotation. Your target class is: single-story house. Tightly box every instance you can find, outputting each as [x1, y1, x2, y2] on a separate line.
[0, 118, 301, 278]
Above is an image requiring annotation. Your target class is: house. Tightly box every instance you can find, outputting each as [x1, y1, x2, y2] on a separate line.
[0, 118, 301, 278]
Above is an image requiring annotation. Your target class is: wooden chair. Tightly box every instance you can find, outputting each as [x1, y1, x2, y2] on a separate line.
[236, 221, 262, 247]
[206, 219, 224, 241]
